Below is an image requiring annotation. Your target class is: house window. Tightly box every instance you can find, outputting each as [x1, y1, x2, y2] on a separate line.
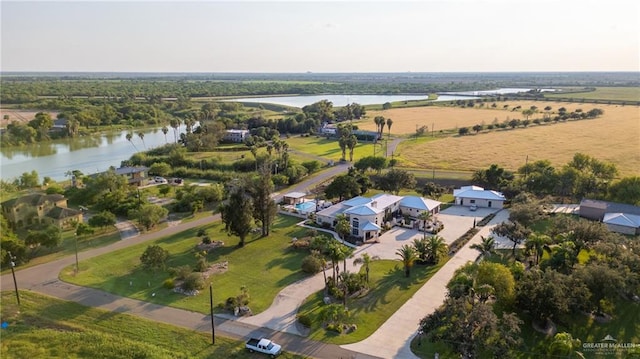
[470, 200, 476, 204]
[352, 218, 359, 229]
[352, 228, 359, 236]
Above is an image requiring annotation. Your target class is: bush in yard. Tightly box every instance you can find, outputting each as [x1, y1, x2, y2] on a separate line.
[169, 265, 193, 280]
[297, 314, 312, 328]
[194, 257, 208, 272]
[163, 278, 175, 289]
[301, 253, 324, 274]
[201, 236, 211, 244]
[181, 273, 205, 291]
[291, 238, 311, 250]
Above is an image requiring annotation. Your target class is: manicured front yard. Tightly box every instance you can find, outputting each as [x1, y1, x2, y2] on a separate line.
[297, 260, 446, 345]
[0, 291, 303, 359]
[60, 215, 321, 315]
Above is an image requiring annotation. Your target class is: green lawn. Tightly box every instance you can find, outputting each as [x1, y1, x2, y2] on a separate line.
[285, 136, 376, 162]
[545, 87, 640, 102]
[297, 260, 445, 345]
[0, 291, 302, 359]
[60, 215, 321, 315]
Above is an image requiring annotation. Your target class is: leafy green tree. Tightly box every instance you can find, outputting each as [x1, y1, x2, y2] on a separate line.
[607, 176, 640, 205]
[17, 170, 40, 189]
[458, 127, 469, 135]
[220, 187, 254, 247]
[325, 174, 361, 201]
[88, 210, 117, 229]
[75, 222, 95, 237]
[140, 245, 170, 272]
[548, 332, 585, 359]
[472, 164, 514, 190]
[396, 244, 418, 277]
[149, 162, 171, 177]
[249, 164, 277, 236]
[130, 204, 168, 231]
[25, 225, 62, 254]
[475, 262, 515, 304]
[492, 221, 531, 257]
[0, 216, 27, 266]
[378, 169, 416, 195]
[382, 102, 392, 110]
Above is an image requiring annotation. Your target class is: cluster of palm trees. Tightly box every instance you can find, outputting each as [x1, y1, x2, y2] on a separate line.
[125, 131, 146, 152]
[396, 235, 448, 277]
[373, 116, 393, 140]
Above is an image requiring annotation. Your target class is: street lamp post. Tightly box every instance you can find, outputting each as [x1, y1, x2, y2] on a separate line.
[209, 284, 215, 345]
[8, 251, 20, 306]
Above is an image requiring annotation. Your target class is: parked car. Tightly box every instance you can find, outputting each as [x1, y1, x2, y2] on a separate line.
[469, 204, 478, 211]
[245, 337, 282, 357]
[154, 176, 168, 184]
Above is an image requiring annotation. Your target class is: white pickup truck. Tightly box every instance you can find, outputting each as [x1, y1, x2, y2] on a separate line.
[245, 337, 282, 357]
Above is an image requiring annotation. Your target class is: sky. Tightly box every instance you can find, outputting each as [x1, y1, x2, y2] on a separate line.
[1, 0, 639, 73]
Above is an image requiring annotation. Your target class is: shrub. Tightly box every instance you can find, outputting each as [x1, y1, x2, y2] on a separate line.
[297, 314, 312, 328]
[301, 254, 323, 274]
[181, 273, 205, 291]
[197, 229, 207, 237]
[169, 265, 193, 280]
[326, 323, 343, 333]
[202, 236, 212, 244]
[291, 238, 311, 250]
[194, 257, 208, 272]
[163, 278, 175, 289]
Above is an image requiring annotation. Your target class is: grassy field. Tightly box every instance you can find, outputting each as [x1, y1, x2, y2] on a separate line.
[392, 102, 640, 177]
[285, 135, 376, 161]
[0, 291, 302, 359]
[60, 215, 321, 315]
[297, 260, 445, 345]
[358, 100, 639, 136]
[545, 87, 640, 102]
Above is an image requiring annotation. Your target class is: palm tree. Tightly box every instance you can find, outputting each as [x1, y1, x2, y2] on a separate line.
[417, 210, 432, 240]
[353, 252, 380, 283]
[386, 118, 393, 139]
[126, 132, 138, 152]
[525, 233, 552, 266]
[412, 237, 429, 263]
[334, 214, 351, 242]
[161, 126, 169, 143]
[169, 118, 179, 143]
[426, 235, 448, 264]
[470, 236, 496, 259]
[327, 242, 346, 282]
[374, 116, 385, 139]
[137, 132, 146, 149]
[346, 134, 357, 162]
[342, 246, 354, 273]
[396, 244, 418, 277]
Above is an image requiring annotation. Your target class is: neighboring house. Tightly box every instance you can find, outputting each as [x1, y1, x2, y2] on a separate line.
[579, 199, 640, 235]
[1, 193, 82, 230]
[223, 129, 250, 143]
[115, 166, 149, 186]
[51, 118, 68, 131]
[316, 193, 442, 240]
[282, 192, 307, 205]
[453, 185, 506, 209]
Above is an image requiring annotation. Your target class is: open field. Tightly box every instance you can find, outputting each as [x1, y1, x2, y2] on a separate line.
[0, 291, 302, 359]
[358, 100, 639, 136]
[0, 109, 58, 127]
[545, 87, 640, 102]
[285, 135, 376, 161]
[60, 215, 321, 315]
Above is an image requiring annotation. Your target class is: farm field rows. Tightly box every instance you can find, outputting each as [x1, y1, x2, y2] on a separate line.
[394, 103, 640, 176]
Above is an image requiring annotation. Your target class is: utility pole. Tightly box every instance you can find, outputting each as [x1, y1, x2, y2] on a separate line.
[8, 251, 20, 306]
[209, 284, 215, 345]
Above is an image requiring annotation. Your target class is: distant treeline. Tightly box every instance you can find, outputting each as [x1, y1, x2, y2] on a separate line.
[2, 72, 638, 104]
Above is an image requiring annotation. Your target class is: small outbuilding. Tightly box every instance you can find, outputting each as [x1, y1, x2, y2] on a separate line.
[282, 192, 307, 205]
[453, 186, 505, 209]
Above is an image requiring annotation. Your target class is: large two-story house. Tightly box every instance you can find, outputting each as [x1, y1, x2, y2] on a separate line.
[316, 193, 442, 240]
[1, 193, 82, 229]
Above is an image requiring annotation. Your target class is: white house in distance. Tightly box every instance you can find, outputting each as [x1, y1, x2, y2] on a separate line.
[453, 185, 506, 209]
[316, 193, 442, 240]
[223, 129, 250, 143]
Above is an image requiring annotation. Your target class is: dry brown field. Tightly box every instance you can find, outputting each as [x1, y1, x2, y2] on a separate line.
[358, 100, 636, 135]
[391, 101, 640, 177]
[0, 109, 58, 128]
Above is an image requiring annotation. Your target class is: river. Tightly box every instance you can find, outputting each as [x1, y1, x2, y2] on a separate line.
[0, 89, 541, 182]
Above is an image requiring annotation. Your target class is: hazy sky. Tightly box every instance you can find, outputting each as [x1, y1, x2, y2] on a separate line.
[1, 0, 639, 72]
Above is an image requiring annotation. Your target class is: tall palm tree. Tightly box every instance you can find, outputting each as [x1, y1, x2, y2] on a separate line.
[353, 252, 380, 283]
[417, 210, 432, 240]
[525, 233, 552, 266]
[396, 244, 418, 277]
[470, 236, 496, 259]
[373, 116, 385, 139]
[126, 132, 138, 152]
[412, 237, 429, 263]
[346, 134, 358, 162]
[137, 132, 146, 149]
[169, 118, 179, 143]
[386, 118, 393, 139]
[161, 126, 169, 143]
[426, 235, 448, 265]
